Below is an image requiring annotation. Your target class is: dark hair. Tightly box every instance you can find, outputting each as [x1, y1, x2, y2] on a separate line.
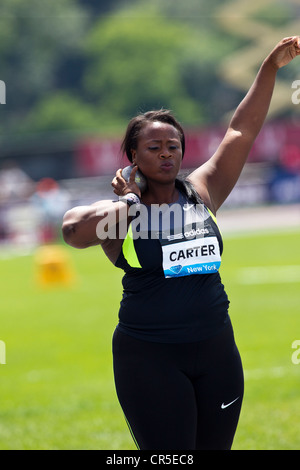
[121, 109, 202, 205]
[175, 178, 203, 205]
[121, 109, 185, 162]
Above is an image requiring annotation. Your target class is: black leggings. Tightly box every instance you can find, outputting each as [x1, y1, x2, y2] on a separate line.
[112, 323, 244, 450]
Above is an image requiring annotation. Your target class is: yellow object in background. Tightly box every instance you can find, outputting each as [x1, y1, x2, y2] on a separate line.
[35, 245, 76, 287]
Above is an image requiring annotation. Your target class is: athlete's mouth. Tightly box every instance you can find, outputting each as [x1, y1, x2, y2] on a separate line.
[160, 162, 174, 169]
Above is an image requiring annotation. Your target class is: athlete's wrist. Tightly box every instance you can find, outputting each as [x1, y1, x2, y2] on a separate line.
[119, 192, 141, 207]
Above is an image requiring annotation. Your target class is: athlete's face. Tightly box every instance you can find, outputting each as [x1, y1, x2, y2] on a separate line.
[131, 121, 183, 185]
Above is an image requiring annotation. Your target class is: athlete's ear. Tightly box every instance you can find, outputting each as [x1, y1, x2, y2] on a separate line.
[131, 149, 137, 165]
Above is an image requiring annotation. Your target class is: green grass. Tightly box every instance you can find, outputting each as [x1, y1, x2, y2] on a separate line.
[221, 229, 300, 450]
[0, 228, 299, 449]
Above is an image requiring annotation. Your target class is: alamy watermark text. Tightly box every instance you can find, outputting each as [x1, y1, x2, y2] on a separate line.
[0, 80, 6, 104]
[291, 340, 300, 365]
[0, 340, 6, 364]
[291, 80, 300, 104]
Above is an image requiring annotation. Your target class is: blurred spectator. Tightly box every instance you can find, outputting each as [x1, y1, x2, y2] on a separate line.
[31, 177, 70, 243]
[0, 160, 35, 243]
[280, 144, 300, 174]
[0, 159, 34, 204]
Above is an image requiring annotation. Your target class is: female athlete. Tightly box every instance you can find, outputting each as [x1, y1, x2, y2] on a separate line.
[62, 37, 300, 450]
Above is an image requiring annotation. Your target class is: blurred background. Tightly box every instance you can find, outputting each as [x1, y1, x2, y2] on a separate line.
[0, 0, 300, 450]
[1, 0, 300, 248]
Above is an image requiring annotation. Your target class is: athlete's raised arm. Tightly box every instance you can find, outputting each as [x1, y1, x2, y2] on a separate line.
[188, 36, 300, 213]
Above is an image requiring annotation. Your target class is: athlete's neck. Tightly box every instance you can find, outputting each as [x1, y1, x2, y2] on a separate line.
[141, 183, 179, 205]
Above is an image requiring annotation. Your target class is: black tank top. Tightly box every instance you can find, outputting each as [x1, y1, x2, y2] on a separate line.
[115, 191, 230, 343]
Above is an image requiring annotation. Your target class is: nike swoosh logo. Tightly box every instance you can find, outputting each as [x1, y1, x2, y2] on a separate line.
[221, 397, 240, 409]
[183, 204, 194, 211]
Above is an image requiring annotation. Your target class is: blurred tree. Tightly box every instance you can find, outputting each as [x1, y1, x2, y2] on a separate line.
[83, 8, 204, 127]
[27, 4, 218, 135]
[0, 0, 88, 135]
[0, 0, 254, 137]
[0, 0, 297, 140]
[77, 0, 128, 16]
[22, 88, 127, 136]
[120, 0, 247, 124]
[82, 1, 245, 128]
[23, 91, 98, 132]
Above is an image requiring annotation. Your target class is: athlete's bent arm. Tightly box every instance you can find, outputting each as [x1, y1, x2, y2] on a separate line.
[62, 165, 141, 250]
[188, 36, 300, 213]
[62, 200, 128, 248]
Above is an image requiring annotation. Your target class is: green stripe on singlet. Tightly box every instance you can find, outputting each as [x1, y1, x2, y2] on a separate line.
[122, 223, 142, 268]
[207, 207, 222, 236]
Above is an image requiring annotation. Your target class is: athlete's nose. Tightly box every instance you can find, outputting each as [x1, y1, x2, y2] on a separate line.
[159, 148, 172, 159]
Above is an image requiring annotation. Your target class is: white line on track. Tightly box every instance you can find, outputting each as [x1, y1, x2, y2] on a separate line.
[237, 265, 300, 284]
[244, 365, 299, 380]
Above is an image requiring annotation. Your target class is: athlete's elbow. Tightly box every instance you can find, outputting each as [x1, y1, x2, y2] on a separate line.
[62, 211, 100, 249]
[62, 219, 80, 248]
[61, 210, 82, 248]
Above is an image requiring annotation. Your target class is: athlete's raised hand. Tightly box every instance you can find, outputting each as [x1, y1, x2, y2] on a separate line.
[111, 165, 142, 198]
[267, 36, 300, 70]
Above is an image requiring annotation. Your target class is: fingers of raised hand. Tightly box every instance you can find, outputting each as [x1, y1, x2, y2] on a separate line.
[111, 169, 127, 195]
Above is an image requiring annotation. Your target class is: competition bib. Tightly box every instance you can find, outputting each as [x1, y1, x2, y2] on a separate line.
[158, 204, 221, 278]
[161, 236, 221, 278]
